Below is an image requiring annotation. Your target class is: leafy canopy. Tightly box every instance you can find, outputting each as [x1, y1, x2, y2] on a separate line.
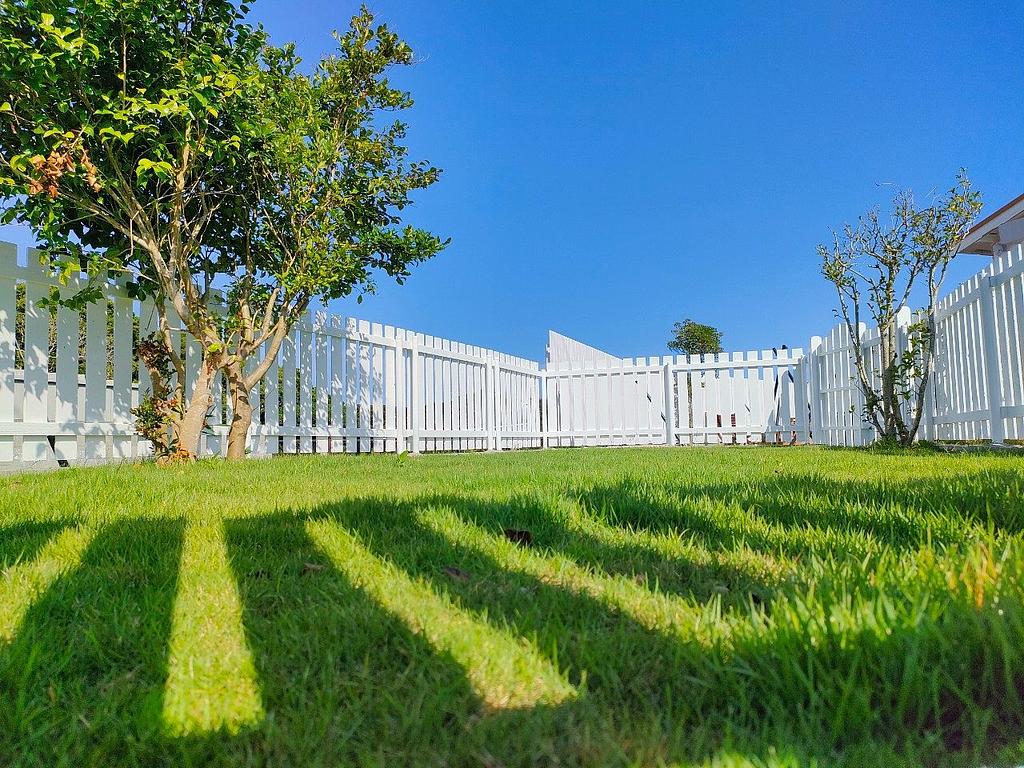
[0, 0, 266, 315]
[217, 8, 446, 352]
[668, 319, 724, 357]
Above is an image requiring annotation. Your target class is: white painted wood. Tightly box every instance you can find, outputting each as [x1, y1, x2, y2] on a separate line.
[662, 359, 674, 445]
[391, 329, 406, 452]
[358, 319, 371, 453]
[979, 275, 1005, 444]
[345, 318, 357, 453]
[484, 359, 495, 450]
[112, 295, 134, 458]
[83, 294, 108, 460]
[410, 335, 421, 454]
[281, 325, 297, 453]
[315, 314, 329, 453]
[299, 320, 313, 454]
[21, 254, 52, 462]
[0, 245, 15, 463]
[807, 336, 822, 443]
[263, 337, 280, 455]
[53, 275, 80, 463]
[330, 316, 344, 453]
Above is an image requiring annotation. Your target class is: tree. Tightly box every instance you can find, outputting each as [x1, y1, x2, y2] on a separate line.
[0, 0, 267, 460]
[668, 319, 723, 357]
[819, 172, 982, 446]
[211, 10, 446, 459]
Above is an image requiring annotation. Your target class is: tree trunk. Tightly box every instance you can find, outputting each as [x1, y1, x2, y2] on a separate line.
[177, 359, 217, 458]
[907, 312, 938, 445]
[225, 363, 253, 460]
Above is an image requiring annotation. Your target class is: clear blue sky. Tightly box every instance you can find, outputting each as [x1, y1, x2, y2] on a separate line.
[3, 1, 1021, 361]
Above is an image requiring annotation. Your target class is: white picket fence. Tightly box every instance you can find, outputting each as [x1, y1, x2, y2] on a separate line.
[241, 314, 543, 457]
[929, 241, 1024, 443]
[1, 239, 1023, 468]
[804, 241, 1024, 446]
[0, 245, 543, 465]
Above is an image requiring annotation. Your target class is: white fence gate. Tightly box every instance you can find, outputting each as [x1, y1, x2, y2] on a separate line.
[2, 238, 1023, 469]
[544, 348, 807, 448]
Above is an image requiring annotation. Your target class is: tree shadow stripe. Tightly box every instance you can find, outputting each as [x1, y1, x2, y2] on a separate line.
[416, 505, 725, 641]
[306, 517, 577, 710]
[216, 513, 485, 765]
[444, 492, 787, 606]
[0, 518, 183, 765]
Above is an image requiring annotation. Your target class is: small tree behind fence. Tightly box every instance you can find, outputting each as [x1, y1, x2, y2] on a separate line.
[818, 174, 983, 446]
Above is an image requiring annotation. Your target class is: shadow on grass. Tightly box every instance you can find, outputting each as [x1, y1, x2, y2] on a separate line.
[296, 496, 1024, 766]
[200, 514, 480, 766]
[0, 520, 70, 570]
[0, 493, 1022, 767]
[404, 493, 783, 607]
[0, 518, 184, 766]
[571, 469, 1024, 557]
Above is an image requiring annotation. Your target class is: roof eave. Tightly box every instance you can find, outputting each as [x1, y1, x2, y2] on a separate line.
[959, 192, 1024, 255]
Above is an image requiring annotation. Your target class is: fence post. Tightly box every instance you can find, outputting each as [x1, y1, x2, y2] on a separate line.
[979, 275, 1005, 445]
[662, 359, 675, 446]
[793, 351, 808, 444]
[540, 372, 550, 449]
[807, 336, 822, 444]
[409, 335, 421, 454]
[484, 357, 495, 450]
[394, 334, 407, 453]
[491, 360, 503, 451]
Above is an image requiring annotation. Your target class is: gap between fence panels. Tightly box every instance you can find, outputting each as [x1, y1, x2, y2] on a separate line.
[1, 241, 1023, 468]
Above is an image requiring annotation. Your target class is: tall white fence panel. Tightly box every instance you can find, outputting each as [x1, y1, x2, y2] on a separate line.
[930, 241, 1024, 442]
[235, 315, 542, 457]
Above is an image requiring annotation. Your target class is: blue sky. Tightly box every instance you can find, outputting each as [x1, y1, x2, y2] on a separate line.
[3, 1, 1021, 361]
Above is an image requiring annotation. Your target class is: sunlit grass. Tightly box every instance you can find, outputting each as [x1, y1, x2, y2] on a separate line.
[0, 524, 95, 642]
[0, 446, 1022, 766]
[162, 517, 263, 735]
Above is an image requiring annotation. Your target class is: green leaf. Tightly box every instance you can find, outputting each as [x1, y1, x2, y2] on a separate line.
[136, 158, 174, 179]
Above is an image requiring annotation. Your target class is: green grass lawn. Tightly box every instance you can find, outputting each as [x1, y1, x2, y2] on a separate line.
[1, 446, 1024, 767]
